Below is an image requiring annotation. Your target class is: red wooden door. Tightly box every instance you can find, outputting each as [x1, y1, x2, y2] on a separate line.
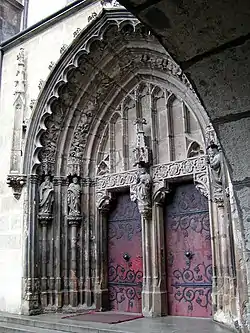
[165, 183, 212, 317]
[108, 193, 143, 313]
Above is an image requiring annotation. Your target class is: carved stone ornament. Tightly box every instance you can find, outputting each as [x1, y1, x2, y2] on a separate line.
[101, 0, 122, 7]
[60, 44, 68, 55]
[7, 174, 27, 200]
[193, 172, 209, 199]
[88, 12, 97, 22]
[96, 156, 207, 206]
[38, 79, 44, 90]
[133, 118, 150, 167]
[73, 28, 81, 38]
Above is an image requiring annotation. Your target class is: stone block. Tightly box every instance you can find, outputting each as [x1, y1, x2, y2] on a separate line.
[186, 39, 250, 121]
[233, 185, 250, 264]
[213, 117, 250, 182]
[124, 0, 250, 61]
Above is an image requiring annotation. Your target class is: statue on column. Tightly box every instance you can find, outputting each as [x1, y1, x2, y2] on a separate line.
[136, 167, 152, 214]
[67, 176, 81, 216]
[207, 143, 222, 188]
[39, 175, 54, 215]
[131, 118, 152, 216]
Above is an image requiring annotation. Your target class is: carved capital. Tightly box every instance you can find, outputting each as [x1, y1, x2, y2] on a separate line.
[7, 174, 27, 200]
[194, 172, 209, 198]
[97, 194, 112, 213]
[153, 182, 171, 205]
[38, 214, 53, 225]
[67, 215, 82, 226]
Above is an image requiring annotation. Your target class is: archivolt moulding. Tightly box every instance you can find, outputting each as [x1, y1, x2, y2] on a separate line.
[23, 9, 201, 177]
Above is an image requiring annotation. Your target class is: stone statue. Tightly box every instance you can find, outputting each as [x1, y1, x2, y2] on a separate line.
[136, 167, 152, 213]
[39, 175, 54, 215]
[207, 143, 222, 187]
[67, 176, 81, 216]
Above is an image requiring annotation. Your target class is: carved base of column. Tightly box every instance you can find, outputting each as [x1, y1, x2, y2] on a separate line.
[21, 299, 42, 316]
[142, 290, 153, 317]
[69, 291, 78, 308]
[151, 290, 168, 317]
[94, 287, 109, 311]
[84, 288, 92, 307]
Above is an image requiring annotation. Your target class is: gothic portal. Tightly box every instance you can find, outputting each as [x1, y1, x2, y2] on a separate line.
[13, 9, 245, 328]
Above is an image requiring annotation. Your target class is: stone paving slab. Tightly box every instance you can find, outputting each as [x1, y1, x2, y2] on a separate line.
[0, 312, 234, 333]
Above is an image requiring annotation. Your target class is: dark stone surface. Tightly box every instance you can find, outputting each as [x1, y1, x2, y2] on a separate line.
[0, 0, 22, 43]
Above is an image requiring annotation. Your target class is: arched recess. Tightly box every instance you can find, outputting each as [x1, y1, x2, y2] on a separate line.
[20, 8, 246, 331]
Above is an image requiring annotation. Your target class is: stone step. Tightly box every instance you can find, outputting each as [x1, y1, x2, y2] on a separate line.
[0, 312, 127, 333]
[0, 321, 67, 333]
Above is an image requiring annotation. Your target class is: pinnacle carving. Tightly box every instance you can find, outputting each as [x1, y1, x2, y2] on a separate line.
[88, 12, 97, 22]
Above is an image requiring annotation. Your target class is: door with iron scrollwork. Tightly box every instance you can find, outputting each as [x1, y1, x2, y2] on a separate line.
[108, 193, 143, 313]
[165, 183, 212, 317]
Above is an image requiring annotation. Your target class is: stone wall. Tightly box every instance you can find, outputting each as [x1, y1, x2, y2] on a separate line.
[0, 0, 23, 43]
[0, 0, 102, 313]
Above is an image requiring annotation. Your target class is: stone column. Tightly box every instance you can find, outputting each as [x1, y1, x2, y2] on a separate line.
[38, 214, 52, 308]
[67, 215, 82, 307]
[22, 174, 41, 315]
[94, 198, 110, 311]
[141, 210, 153, 316]
[151, 189, 168, 317]
[67, 175, 82, 308]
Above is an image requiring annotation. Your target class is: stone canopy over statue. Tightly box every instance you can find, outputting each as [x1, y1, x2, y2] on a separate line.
[67, 176, 81, 216]
[39, 175, 54, 215]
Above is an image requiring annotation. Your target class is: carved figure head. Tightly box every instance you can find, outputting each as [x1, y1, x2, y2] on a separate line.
[207, 142, 219, 157]
[72, 176, 78, 184]
[44, 175, 51, 183]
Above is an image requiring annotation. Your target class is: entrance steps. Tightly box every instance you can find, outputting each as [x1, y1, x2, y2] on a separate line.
[0, 321, 66, 333]
[0, 312, 128, 333]
[0, 311, 233, 333]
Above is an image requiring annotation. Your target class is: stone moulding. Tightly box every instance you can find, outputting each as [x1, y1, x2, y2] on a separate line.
[96, 156, 208, 207]
[7, 174, 27, 200]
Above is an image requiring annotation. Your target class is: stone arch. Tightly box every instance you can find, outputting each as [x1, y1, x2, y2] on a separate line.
[20, 8, 246, 330]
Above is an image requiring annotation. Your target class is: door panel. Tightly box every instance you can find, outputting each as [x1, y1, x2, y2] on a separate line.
[165, 183, 212, 317]
[108, 193, 142, 313]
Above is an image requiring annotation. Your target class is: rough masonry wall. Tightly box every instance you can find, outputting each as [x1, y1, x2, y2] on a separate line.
[0, 0, 23, 43]
[0, 1, 102, 313]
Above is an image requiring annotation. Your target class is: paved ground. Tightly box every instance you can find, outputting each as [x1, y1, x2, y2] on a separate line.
[0, 311, 234, 333]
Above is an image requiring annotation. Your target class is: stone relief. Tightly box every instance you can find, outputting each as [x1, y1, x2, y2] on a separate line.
[40, 102, 64, 174]
[67, 104, 94, 176]
[67, 176, 81, 216]
[38, 175, 54, 215]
